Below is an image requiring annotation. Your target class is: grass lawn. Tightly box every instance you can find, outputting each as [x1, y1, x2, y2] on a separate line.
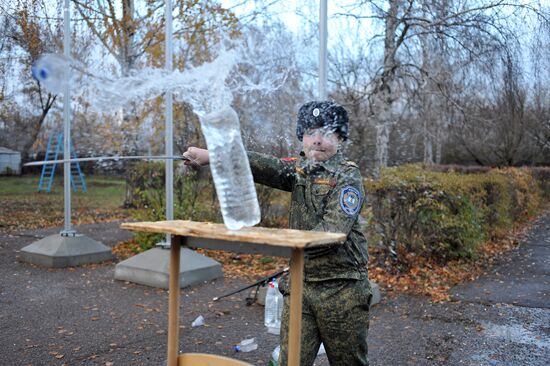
[0, 174, 132, 232]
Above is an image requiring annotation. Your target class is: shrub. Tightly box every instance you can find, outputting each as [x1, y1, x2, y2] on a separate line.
[130, 162, 221, 250]
[365, 164, 545, 266]
[128, 163, 291, 249]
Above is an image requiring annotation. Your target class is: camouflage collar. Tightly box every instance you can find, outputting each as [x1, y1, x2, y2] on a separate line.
[298, 150, 344, 174]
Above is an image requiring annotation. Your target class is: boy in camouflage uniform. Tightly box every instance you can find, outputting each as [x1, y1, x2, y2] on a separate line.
[184, 101, 371, 366]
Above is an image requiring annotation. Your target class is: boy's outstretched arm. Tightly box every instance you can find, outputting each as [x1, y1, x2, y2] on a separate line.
[183, 147, 295, 191]
[247, 151, 296, 192]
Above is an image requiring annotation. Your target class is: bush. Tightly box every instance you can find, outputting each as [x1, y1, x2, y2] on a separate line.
[129, 162, 222, 250]
[128, 163, 291, 249]
[365, 164, 546, 266]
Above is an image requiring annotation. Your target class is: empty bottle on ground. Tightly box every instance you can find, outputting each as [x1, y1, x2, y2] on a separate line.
[268, 345, 280, 366]
[264, 278, 283, 334]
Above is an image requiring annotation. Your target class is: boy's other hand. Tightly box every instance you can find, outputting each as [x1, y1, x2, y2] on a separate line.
[183, 147, 209, 168]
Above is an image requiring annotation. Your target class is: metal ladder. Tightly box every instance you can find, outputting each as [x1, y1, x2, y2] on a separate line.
[37, 133, 87, 193]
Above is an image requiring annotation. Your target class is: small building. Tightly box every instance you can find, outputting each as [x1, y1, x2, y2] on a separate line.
[0, 147, 22, 175]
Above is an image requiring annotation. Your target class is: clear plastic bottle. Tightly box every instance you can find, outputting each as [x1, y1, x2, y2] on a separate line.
[264, 278, 283, 334]
[268, 345, 280, 366]
[234, 338, 258, 352]
[200, 106, 261, 230]
[31, 53, 70, 94]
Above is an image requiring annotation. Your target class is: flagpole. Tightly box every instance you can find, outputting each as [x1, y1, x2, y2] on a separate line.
[62, 0, 74, 236]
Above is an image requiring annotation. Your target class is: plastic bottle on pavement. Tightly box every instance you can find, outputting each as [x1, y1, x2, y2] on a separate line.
[191, 315, 204, 327]
[264, 278, 283, 334]
[31, 53, 70, 94]
[268, 345, 280, 366]
[234, 338, 258, 352]
[200, 106, 261, 230]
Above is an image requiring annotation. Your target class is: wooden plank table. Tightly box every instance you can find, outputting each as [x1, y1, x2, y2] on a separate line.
[121, 220, 346, 366]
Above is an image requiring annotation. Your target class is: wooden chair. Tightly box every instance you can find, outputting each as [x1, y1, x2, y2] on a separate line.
[179, 353, 252, 365]
[122, 220, 345, 366]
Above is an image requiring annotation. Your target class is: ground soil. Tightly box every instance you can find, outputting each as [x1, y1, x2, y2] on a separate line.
[0, 212, 548, 365]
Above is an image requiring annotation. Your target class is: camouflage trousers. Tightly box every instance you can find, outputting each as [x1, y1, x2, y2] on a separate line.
[278, 278, 371, 366]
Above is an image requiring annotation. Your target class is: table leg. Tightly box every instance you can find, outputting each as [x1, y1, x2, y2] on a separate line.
[167, 236, 182, 366]
[288, 248, 304, 366]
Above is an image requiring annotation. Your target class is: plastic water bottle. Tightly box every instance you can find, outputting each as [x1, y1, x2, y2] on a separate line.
[31, 53, 70, 94]
[200, 106, 261, 230]
[264, 279, 283, 334]
[268, 345, 280, 366]
[234, 338, 258, 352]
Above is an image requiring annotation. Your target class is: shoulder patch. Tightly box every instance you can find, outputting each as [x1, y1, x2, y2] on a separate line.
[339, 186, 362, 216]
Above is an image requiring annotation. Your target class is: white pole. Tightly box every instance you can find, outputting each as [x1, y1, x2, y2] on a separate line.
[62, 0, 74, 236]
[165, 0, 174, 244]
[319, 0, 328, 100]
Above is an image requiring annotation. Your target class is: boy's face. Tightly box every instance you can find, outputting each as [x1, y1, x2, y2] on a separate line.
[302, 127, 341, 162]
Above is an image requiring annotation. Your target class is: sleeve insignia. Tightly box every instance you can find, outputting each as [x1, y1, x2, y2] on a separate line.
[339, 186, 362, 216]
[313, 178, 337, 186]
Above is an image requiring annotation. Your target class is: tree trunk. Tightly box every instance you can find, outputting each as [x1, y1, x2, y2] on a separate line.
[371, 0, 401, 178]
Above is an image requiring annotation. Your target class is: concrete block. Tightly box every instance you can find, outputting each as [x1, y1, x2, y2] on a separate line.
[20, 234, 112, 267]
[370, 281, 381, 306]
[114, 247, 223, 289]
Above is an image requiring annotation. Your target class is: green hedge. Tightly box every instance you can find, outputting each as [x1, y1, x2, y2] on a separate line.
[364, 165, 547, 264]
[129, 161, 548, 261]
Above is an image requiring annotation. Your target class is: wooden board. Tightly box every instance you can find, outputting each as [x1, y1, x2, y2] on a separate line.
[121, 220, 346, 249]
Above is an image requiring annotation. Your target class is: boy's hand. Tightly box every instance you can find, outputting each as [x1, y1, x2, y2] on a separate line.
[183, 147, 209, 168]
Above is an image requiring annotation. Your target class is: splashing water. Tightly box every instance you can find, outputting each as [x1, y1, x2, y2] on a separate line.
[32, 41, 286, 229]
[32, 42, 286, 116]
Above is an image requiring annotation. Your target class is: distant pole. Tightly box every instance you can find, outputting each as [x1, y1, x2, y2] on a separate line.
[319, 0, 328, 100]
[165, 0, 174, 244]
[62, 0, 74, 236]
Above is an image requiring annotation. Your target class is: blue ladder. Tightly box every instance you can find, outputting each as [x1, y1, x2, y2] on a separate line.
[37, 133, 87, 193]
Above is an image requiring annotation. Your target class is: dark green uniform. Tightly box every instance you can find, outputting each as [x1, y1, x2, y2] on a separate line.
[248, 150, 371, 366]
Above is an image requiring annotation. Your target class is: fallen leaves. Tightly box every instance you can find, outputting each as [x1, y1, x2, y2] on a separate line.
[369, 220, 531, 302]
[48, 351, 64, 359]
[112, 221, 531, 303]
[112, 241, 290, 280]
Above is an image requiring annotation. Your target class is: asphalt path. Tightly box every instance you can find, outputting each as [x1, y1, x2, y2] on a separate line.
[0, 212, 548, 365]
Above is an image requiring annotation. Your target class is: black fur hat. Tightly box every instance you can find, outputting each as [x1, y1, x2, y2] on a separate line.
[296, 101, 349, 141]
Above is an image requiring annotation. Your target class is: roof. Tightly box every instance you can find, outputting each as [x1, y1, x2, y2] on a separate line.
[0, 147, 20, 154]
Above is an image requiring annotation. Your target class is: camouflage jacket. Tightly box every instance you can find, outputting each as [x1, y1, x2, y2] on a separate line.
[248, 150, 369, 281]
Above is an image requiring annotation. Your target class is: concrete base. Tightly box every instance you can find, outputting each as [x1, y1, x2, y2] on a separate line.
[20, 234, 112, 268]
[369, 282, 381, 306]
[257, 280, 382, 307]
[114, 247, 223, 289]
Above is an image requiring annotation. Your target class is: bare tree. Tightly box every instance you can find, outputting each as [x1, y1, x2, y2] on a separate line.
[334, 0, 543, 173]
[71, 0, 240, 205]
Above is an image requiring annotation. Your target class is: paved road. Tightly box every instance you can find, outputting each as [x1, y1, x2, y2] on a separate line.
[0, 213, 548, 365]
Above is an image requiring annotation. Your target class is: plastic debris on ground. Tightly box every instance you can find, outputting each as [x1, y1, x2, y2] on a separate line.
[234, 338, 258, 352]
[191, 315, 205, 327]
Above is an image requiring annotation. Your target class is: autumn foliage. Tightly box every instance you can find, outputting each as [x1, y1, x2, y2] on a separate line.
[111, 164, 550, 301]
[364, 164, 547, 264]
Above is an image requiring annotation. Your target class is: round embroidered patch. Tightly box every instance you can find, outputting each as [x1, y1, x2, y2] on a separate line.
[339, 186, 361, 216]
